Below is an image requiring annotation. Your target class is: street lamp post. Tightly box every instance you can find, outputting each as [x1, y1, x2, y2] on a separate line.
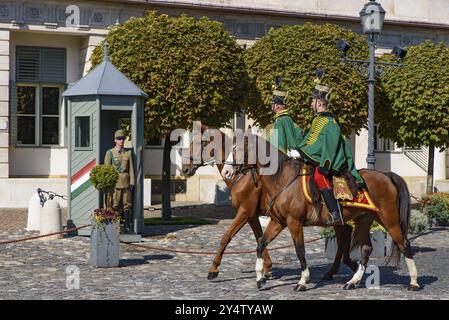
[361, 0, 385, 170]
[337, 0, 406, 170]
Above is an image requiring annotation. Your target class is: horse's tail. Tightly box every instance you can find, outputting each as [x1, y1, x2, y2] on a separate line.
[384, 171, 411, 267]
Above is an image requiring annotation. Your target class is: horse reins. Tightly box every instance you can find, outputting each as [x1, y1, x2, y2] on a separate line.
[265, 164, 311, 216]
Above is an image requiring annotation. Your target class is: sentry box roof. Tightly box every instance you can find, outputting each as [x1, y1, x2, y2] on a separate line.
[63, 42, 148, 98]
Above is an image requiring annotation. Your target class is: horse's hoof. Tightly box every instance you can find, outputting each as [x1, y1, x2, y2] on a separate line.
[257, 278, 266, 289]
[408, 284, 421, 291]
[322, 273, 333, 281]
[264, 271, 273, 279]
[294, 284, 307, 292]
[343, 283, 357, 290]
[207, 272, 219, 280]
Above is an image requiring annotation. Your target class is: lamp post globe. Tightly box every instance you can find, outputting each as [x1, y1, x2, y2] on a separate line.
[359, 0, 386, 34]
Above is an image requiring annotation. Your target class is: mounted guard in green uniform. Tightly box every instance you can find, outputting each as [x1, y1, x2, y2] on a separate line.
[265, 76, 303, 157]
[299, 69, 365, 225]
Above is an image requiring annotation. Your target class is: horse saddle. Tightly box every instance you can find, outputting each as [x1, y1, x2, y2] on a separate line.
[301, 166, 379, 212]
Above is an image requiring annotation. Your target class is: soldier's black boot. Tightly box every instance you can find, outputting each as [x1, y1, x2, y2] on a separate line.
[126, 213, 134, 234]
[321, 189, 343, 226]
[123, 212, 131, 234]
[119, 211, 126, 234]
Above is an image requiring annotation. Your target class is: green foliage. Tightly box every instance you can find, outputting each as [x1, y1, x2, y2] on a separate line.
[90, 164, 119, 192]
[378, 41, 449, 148]
[421, 192, 449, 224]
[244, 23, 369, 135]
[319, 226, 337, 238]
[370, 221, 386, 234]
[409, 209, 429, 234]
[90, 12, 248, 138]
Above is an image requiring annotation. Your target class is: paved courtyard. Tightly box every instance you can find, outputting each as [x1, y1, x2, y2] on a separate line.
[0, 206, 447, 300]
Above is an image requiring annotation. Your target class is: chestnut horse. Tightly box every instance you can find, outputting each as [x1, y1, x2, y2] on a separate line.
[236, 138, 420, 291]
[181, 125, 359, 281]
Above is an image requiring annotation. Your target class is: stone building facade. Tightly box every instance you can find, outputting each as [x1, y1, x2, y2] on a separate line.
[0, 0, 448, 206]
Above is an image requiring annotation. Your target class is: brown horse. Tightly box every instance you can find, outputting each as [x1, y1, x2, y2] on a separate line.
[239, 138, 420, 291]
[181, 125, 358, 281]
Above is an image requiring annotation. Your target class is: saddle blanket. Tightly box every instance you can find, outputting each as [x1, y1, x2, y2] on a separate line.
[302, 175, 379, 212]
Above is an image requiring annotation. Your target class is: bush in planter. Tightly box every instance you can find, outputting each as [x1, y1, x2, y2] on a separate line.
[321, 220, 387, 260]
[421, 192, 449, 226]
[90, 164, 119, 209]
[89, 165, 120, 267]
[319, 220, 386, 239]
[409, 209, 430, 234]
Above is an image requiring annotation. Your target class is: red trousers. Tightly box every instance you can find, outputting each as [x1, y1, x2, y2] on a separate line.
[314, 166, 332, 190]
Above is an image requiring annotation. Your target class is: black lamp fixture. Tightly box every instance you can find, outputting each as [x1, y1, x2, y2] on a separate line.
[392, 46, 407, 60]
[336, 39, 351, 56]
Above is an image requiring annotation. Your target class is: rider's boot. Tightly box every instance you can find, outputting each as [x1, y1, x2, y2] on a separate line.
[321, 189, 343, 226]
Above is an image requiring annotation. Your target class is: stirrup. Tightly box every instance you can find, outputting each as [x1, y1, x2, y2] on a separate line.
[326, 211, 342, 226]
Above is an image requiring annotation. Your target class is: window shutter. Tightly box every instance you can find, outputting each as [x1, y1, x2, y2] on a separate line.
[9, 81, 17, 146]
[17, 47, 40, 82]
[42, 48, 66, 83]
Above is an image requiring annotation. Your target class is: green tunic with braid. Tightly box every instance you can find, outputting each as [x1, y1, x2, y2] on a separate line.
[266, 109, 303, 153]
[299, 112, 364, 185]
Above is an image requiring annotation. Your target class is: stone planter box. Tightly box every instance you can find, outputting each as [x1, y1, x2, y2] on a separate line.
[90, 220, 120, 268]
[325, 230, 392, 260]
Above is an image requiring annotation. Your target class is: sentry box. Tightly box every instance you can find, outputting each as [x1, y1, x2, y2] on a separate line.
[63, 43, 147, 241]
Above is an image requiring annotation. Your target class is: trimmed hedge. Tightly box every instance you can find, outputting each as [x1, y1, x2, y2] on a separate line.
[90, 12, 248, 138]
[244, 23, 369, 135]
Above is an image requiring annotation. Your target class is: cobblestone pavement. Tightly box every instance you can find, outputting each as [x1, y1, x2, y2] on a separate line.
[0, 207, 447, 300]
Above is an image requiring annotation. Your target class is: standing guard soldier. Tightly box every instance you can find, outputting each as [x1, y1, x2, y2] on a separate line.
[299, 70, 364, 225]
[104, 129, 135, 233]
[265, 76, 303, 157]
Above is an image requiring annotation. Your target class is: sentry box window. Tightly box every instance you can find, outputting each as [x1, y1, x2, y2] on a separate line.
[74, 116, 91, 150]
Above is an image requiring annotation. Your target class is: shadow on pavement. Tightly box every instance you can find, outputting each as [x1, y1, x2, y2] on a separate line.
[119, 254, 174, 267]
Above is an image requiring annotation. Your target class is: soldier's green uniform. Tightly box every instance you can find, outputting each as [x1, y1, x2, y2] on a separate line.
[299, 112, 364, 186]
[299, 69, 365, 225]
[104, 130, 135, 232]
[267, 109, 303, 153]
[266, 76, 303, 154]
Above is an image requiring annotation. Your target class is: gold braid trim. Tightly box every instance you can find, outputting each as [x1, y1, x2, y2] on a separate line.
[306, 116, 328, 145]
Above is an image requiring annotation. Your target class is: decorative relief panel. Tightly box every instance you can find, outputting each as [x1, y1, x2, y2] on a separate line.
[24, 4, 47, 22]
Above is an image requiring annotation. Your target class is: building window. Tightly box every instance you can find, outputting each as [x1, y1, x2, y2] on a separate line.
[17, 85, 37, 145]
[42, 87, 60, 145]
[15, 84, 63, 146]
[13, 47, 66, 147]
[74, 116, 91, 149]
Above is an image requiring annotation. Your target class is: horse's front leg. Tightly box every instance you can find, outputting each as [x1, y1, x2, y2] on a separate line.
[208, 208, 248, 280]
[287, 219, 309, 292]
[255, 219, 284, 289]
[247, 215, 273, 279]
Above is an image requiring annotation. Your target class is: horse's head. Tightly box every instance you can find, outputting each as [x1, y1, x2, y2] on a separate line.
[181, 123, 227, 177]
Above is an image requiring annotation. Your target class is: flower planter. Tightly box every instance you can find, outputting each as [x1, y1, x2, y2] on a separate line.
[324, 230, 391, 260]
[90, 220, 120, 268]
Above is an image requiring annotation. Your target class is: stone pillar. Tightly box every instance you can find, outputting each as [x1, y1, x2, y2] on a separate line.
[434, 147, 446, 180]
[0, 29, 9, 178]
